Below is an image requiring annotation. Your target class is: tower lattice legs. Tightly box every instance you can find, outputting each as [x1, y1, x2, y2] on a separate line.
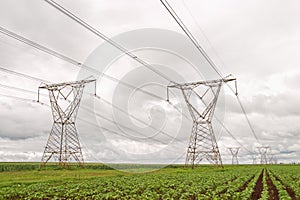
[185, 122, 222, 168]
[40, 122, 84, 167]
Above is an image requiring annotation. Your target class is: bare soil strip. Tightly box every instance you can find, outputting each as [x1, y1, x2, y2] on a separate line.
[269, 170, 296, 200]
[265, 170, 279, 200]
[251, 169, 264, 200]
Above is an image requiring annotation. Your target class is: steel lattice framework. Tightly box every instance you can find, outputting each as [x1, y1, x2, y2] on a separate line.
[38, 78, 96, 167]
[257, 146, 269, 165]
[228, 147, 240, 165]
[167, 75, 236, 168]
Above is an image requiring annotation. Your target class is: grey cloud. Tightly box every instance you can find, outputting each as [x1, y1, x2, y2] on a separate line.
[225, 88, 300, 117]
[280, 150, 296, 154]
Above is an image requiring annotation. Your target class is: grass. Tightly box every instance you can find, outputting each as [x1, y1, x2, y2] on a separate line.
[0, 168, 120, 187]
[0, 162, 184, 187]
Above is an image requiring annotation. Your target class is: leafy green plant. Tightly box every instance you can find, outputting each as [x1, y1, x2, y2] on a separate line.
[0, 164, 299, 199]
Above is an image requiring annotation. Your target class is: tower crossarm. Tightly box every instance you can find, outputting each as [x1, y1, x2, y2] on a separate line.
[39, 79, 96, 90]
[167, 76, 236, 89]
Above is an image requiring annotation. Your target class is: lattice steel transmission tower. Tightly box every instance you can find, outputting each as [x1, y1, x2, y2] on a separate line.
[228, 147, 240, 165]
[269, 155, 277, 164]
[257, 146, 269, 165]
[167, 75, 236, 168]
[267, 147, 277, 164]
[252, 156, 257, 164]
[38, 78, 96, 168]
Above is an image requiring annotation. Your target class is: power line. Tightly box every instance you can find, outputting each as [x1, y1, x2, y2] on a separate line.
[0, 83, 37, 95]
[0, 2, 258, 158]
[0, 17, 254, 154]
[0, 72, 180, 143]
[44, 0, 254, 150]
[0, 26, 189, 120]
[181, 0, 235, 83]
[41, 1, 250, 144]
[0, 92, 185, 163]
[0, 91, 166, 146]
[0, 25, 192, 130]
[39, 0, 193, 125]
[43, 0, 173, 83]
[0, 92, 38, 104]
[217, 119, 253, 154]
[93, 94, 177, 141]
[81, 103, 176, 144]
[0, 64, 244, 148]
[236, 96, 259, 141]
[179, 0, 260, 143]
[0, 26, 161, 100]
[0, 63, 252, 153]
[168, 79, 254, 155]
[159, 0, 223, 79]
[0, 92, 186, 160]
[159, 0, 260, 143]
[0, 65, 48, 83]
[77, 117, 155, 144]
[0, 83, 171, 144]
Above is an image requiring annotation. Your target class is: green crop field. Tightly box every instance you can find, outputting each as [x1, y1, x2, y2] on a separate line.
[0, 163, 299, 199]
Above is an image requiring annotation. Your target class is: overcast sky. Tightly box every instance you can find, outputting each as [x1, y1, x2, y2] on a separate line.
[0, 0, 299, 166]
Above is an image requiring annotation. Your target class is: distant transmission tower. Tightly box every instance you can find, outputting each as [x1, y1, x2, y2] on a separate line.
[269, 155, 278, 164]
[252, 156, 257, 164]
[167, 75, 236, 168]
[257, 146, 269, 165]
[228, 147, 240, 165]
[267, 147, 277, 164]
[38, 78, 96, 167]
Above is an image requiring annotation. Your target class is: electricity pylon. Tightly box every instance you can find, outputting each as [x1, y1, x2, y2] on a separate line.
[267, 147, 277, 164]
[167, 75, 236, 168]
[252, 156, 257, 164]
[38, 78, 96, 168]
[228, 147, 240, 165]
[257, 146, 269, 165]
[269, 155, 277, 164]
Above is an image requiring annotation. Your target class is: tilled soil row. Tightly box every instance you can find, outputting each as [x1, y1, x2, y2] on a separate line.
[269, 170, 297, 200]
[250, 169, 264, 200]
[265, 170, 279, 200]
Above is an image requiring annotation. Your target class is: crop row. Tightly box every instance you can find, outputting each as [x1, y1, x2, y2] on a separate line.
[1, 165, 298, 199]
[0, 167, 260, 199]
[268, 166, 299, 199]
[249, 167, 298, 200]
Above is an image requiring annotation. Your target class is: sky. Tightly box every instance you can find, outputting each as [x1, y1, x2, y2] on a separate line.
[0, 0, 299, 166]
